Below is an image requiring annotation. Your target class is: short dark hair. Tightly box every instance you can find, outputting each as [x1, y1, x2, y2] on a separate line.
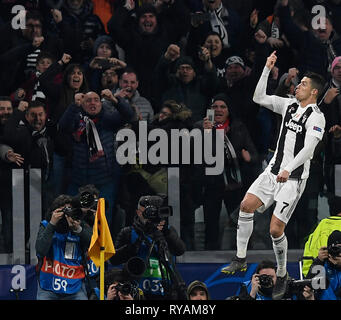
[37, 51, 55, 64]
[120, 67, 139, 81]
[0, 96, 12, 104]
[26, 10, 43, 23]
[78, 184, 100, 198]
[255, 260, 276, 273]
[28, 100, 46, 111]
[45, 194, 73, 220]
[304, 71, 326, 99]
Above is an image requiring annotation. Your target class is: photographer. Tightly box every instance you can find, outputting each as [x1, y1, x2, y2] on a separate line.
[234, 260, 314, 300]
[35, 194, 93, 300]
[89, 267, 143, 300]
[110, 195, 186, 300]
[306, 230, 341, 300]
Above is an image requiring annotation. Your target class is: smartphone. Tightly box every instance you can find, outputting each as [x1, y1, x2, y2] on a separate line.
[206, 109, 215, 123]
[94, 58, 114, 69]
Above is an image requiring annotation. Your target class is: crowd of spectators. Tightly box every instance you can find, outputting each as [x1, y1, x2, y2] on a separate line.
[0, 0, 341, 301]
[1, 0, 341, 261]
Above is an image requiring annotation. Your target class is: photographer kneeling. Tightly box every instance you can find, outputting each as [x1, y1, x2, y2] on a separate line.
[233, 260, 314, 300]
[110, 195, 186, 300]
[35, 194, 93, 300]
[306, 230, 341, 300]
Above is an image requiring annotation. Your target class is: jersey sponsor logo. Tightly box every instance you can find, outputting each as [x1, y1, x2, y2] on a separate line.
[41, 258, 85, 279]
[313, 126, 322, 132]
[284, 118, 303, 133]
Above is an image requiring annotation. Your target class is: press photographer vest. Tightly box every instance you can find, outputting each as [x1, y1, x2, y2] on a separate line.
[36, 220, 86, 295]
[131, 229, 171, 297]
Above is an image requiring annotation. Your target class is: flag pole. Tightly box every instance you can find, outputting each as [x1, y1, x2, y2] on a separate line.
[100, 247, 105, 300]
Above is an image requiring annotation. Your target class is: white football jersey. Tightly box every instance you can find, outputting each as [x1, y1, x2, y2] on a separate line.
[266, 96, 325, 180]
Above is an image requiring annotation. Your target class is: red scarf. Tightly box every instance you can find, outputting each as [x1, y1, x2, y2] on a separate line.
[215, 118, 230, 133]
[73, 117, 99, 142]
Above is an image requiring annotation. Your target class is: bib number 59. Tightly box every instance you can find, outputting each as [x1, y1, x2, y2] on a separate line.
[53, 278, 67, 292]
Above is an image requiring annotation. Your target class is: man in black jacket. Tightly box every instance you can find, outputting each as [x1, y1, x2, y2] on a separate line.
[2, 100, 61, 215]
[110, 195, 186, 300]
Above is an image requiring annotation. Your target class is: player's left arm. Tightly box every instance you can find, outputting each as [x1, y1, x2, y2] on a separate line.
[277, 112, 325, 182]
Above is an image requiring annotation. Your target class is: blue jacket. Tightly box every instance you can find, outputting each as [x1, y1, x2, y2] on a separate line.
[317, 262, 341, 300]
[58, 97, 133, 185]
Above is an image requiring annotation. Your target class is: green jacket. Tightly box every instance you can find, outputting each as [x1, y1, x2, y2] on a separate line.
[302, 216, 341, 276]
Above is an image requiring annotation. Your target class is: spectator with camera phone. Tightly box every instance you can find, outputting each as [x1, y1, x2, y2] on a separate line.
[306, 230, 341, 300]
[35, 194, 92, 300]
[110, 195, 186, 300]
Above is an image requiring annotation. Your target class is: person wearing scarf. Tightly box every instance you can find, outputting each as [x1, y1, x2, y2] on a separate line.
[195, 93, 259, 250]
[59, 90, 134, 233]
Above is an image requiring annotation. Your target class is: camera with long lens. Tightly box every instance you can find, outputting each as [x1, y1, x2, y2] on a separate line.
[62, 206, 83, 221]
[124, 257, 146, 279]
[139, 195, 173, 223]
[114, 282, 138, 297]
[328, 244, 341, 258]
[287, 278, 313, 297]
[142, 205, 173, 223]
[257, 274, 273, 288]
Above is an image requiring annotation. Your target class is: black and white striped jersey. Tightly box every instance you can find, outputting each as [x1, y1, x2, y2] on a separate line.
[266, 96, 325, 180]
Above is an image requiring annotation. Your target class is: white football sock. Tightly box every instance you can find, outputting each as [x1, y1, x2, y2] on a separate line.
[271, 233, 288, 278]
[236, 211, 254, 259]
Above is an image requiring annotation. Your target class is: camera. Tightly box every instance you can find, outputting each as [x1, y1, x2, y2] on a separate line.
[257, 274, 273, 288]
[139, 195, 173, 223]
[115, 282, 138, 297]
[328, 244, 341, 258]
[62, 206, 83, 221]
[288, 278, 313, 294]
[143, 205, 173, 223]
[124, 257, 146, 279]
[79, 191, 98, 210]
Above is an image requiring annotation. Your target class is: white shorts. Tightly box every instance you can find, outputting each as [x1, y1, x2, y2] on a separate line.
[247, 169, 307, 224]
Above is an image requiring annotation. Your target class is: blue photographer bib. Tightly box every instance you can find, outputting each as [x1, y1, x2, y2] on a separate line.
[37, 220, 86, 294]
[131, 229, 171, 296]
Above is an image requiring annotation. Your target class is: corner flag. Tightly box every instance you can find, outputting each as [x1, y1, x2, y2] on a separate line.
[88, 198, 115, 267]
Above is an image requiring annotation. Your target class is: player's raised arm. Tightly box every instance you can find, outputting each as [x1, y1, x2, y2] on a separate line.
[253, 51, 288, 114]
